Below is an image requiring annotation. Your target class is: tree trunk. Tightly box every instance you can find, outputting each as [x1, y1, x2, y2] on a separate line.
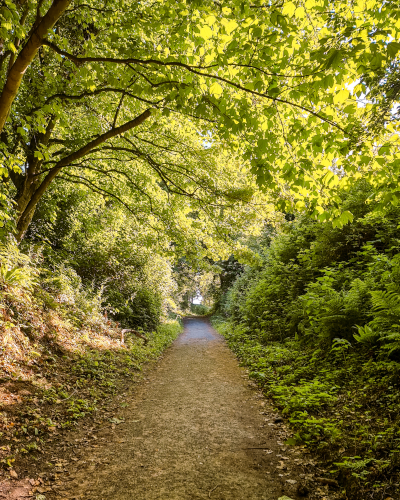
[15, 200, 38, 242]
[13, 167, 42, 241]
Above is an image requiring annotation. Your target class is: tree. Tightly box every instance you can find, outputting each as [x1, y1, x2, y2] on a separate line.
[1, 0, 399, 239]
[24, 142, 270, 264]
[2, 0, 276, 239]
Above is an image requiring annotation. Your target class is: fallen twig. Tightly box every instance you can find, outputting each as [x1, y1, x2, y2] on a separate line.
[209, 484, 220, 498]
[242, 447, 273, 450]
[121, 328, 148, 345]
[61, 389, 78, 401]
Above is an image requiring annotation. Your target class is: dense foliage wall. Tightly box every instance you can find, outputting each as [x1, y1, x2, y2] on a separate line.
[224, 181, 400, 353]
[214, 181, 400, 499]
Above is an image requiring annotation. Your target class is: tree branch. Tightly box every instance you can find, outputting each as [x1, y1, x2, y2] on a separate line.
[28, 87, 162, 114]
[16, 109, 151, 237]
[55, 174, 161, 234]
[56, 173, 141, 219]
[70, 161, 155, 212]
[42, 40, 346, 132]
[0, 0, 72, 134]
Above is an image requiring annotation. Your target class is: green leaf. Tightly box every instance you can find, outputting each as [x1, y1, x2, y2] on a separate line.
[333, 89, 349, 104]
[340, 210, 354, 225]
[282, 2, 296, 16]
[7, 41, 16, 53]
[325, 49, 341, 69]
[209, 82, 223, 96]
[387, 42, 400, 59]
[294, 6, 305, 18]
[221, 19, 238, 34]
[199, 25, 213, 40]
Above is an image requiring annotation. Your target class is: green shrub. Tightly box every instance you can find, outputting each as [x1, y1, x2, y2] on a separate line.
[212, 182, 400, 496]
[190, 303, 210, 315]
[109, 287, 162, 331]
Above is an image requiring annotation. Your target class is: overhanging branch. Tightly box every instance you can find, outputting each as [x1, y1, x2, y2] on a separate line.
[16, 108, 152, 235]
[0, 0, 72, 134]
[42, 40, 346, 132]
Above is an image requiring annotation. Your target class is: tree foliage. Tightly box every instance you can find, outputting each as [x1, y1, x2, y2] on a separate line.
[0, 0, 399, 238]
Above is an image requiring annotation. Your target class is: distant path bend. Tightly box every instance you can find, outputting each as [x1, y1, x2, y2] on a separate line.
[62, 317, 301, 499]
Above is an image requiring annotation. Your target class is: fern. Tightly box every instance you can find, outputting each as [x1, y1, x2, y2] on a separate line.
[370, 290, 400, 328]
[371, 289, 400, 311]
[380, 332, 400, 354]
[0, 264, 34, 289]
[367, 290, 400, 354]
[0, 242, 38, 290]
[353, 324, 380, 345]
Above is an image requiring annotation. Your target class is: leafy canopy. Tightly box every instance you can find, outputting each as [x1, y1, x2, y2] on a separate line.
[0, 0, 399, 235]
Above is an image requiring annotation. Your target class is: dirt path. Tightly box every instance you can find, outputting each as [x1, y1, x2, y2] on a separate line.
[53, 317, 303, 500]
[4, 318, 320, 499]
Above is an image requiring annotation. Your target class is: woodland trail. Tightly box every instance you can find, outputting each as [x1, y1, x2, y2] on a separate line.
[32, 318, 309, 500]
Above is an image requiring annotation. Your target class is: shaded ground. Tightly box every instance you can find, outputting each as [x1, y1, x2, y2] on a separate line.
[2, 318, 344, 499]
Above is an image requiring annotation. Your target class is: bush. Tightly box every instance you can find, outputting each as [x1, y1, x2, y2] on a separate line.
[25, 191, 180, 331]
[222, 182, 400, 354]
[190, 303, 210, 315]
[110, 287, 162, 331]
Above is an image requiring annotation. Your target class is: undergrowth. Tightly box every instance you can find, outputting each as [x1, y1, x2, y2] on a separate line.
[0, 240, 182, 474]
[213, 318, 400, 499]
[211, 182, 400, 500]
